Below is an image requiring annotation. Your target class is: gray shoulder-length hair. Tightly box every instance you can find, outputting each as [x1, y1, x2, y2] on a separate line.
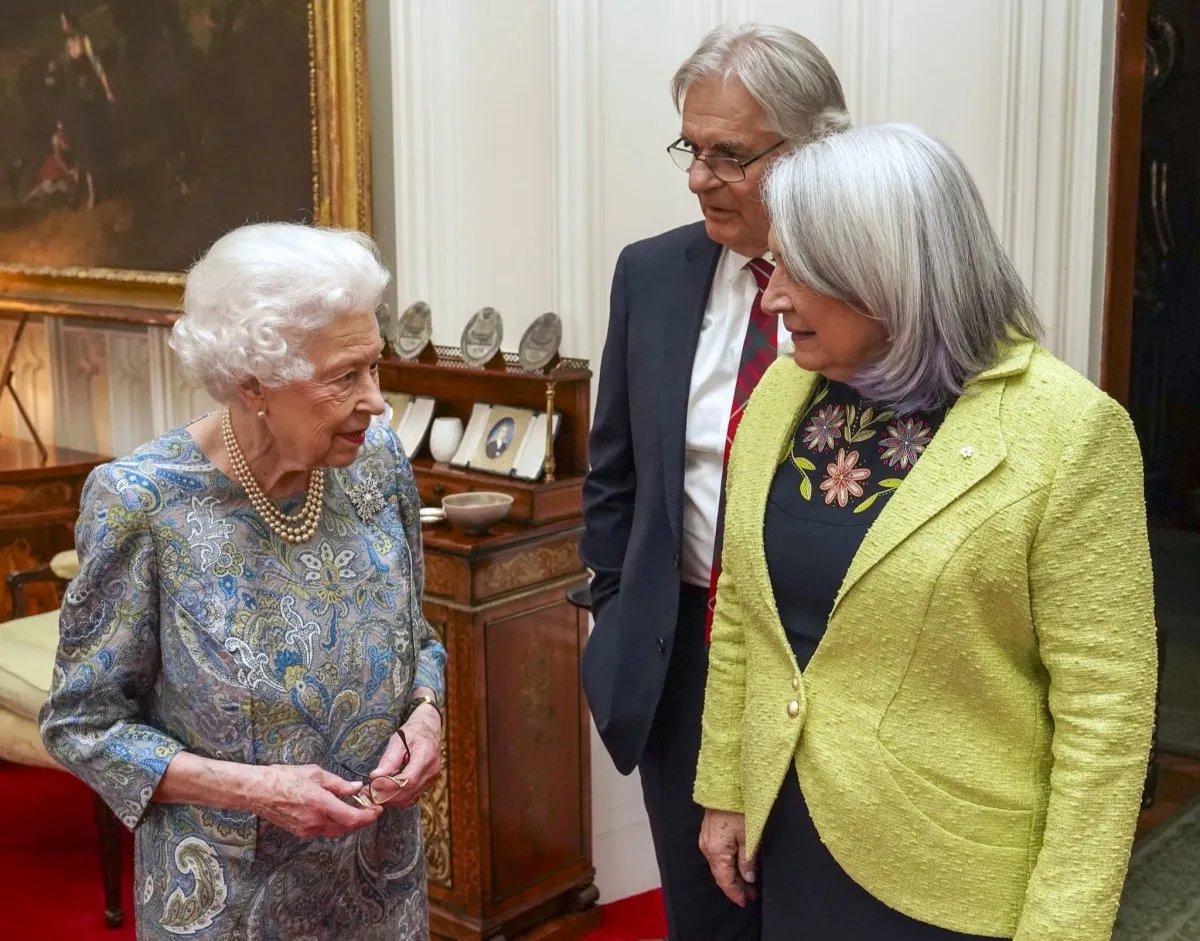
[765, 123, 1042, 411]
[671, 24, 850, 145]
[171, 222, 390, 403]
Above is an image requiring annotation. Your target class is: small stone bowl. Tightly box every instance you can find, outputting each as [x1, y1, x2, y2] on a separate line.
[442, 492, 513, 535]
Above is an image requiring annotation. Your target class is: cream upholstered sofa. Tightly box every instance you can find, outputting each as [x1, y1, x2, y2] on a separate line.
[0, 551, 125, 929]
[0, 607, 61, 768]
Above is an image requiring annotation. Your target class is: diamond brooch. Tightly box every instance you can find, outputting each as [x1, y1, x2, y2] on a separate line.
[345, 473, 386, 521]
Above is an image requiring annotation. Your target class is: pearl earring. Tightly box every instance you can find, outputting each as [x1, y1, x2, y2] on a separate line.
[257, 409, 267, 419]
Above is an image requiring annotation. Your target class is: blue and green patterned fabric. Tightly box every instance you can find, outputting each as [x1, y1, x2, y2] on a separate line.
[40, 423, 445, 939]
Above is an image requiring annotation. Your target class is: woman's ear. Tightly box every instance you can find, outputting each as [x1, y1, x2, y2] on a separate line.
[236, 378, 265, 416]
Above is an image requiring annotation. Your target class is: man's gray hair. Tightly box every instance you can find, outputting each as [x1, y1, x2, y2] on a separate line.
[765, 123, 1042, 411]
[671, 24, 850, 145]
[171, 222, 390, 403]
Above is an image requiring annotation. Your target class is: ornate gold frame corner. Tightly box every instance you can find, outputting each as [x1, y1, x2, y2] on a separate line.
[0, 0, 372, 322]
[312, 0, 373, 237]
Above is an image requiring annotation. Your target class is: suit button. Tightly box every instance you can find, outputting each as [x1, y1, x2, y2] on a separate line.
[673, 552, 681, 569]
[656, 637, 667, 654]
[791, 677, 801, 691]
[786, 700, 800, 718]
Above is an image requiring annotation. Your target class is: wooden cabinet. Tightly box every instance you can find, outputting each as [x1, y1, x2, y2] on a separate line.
[0, 439, 106, 620]
[380, 348, 600, 941]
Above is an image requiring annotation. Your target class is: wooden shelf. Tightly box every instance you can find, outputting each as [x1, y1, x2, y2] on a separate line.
[382, 346, 599, 940]
[379, 346, 592, 483]
[412, 459, 583, 526]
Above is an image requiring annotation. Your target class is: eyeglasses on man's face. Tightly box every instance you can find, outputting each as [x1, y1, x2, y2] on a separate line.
[666, 137, 787, 182]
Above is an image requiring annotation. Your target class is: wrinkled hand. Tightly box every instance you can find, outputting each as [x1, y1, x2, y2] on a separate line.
[369, 705, 442, 809]
[699, 809, 757, 906]
[254, 764, 381, 839]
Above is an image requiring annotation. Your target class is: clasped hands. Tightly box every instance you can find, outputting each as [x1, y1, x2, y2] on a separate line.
[255, 704, 442, 840]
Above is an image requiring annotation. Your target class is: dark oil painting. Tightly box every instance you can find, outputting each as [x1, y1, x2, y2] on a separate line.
[0, 1, 314, 273]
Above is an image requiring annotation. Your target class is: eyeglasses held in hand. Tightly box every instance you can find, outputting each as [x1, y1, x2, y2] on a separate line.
[666, 138, 786, 182]
[343, 730, 411, 808]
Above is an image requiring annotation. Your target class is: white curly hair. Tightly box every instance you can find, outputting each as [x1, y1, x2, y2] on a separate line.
[171, 222, 391, 403]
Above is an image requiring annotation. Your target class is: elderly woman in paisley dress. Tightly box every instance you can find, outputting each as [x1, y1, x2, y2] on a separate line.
[40, 222, 446, 940]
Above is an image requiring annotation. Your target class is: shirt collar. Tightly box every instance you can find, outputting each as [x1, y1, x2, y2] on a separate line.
[718, 246, 756, 285]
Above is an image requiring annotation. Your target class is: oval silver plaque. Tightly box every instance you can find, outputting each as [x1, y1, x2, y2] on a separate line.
[460, 307, 504, 367]
[518, 312, 563, 372]
[394, 301, 433, 361]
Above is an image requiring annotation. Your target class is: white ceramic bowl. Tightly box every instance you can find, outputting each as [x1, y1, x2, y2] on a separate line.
[441, 492, 513, 535]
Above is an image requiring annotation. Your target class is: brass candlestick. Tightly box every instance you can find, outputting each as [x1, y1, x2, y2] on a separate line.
[543, 379, 557, 482]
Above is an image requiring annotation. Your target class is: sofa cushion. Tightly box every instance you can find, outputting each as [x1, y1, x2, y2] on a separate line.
[50, 550, 80, 581]
[0, 706, 57, 769]
[0, 610, 60, 720]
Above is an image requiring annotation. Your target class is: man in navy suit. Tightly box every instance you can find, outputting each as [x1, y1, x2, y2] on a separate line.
[580, 24, 849, 940]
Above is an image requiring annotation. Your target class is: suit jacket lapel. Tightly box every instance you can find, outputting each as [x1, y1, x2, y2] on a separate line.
[658, 228, 722, 545]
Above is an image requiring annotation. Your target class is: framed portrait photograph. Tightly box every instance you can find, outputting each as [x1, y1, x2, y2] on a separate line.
[470, 406, 534, 476]
[0, 0, 370, 317]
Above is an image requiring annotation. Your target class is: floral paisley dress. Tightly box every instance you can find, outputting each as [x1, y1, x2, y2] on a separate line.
[40, 423, 446, 940]
[757, 379, 991, 939]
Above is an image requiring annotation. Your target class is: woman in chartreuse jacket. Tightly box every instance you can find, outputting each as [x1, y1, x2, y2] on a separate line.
[694, 124, 1156, 941]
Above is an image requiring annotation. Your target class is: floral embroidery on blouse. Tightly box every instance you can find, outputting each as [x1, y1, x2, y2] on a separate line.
[803, 403, 846, 452]
[879, 416, 935, 470]
[820, 448, 871, 507]
[787, 378, 945, 514]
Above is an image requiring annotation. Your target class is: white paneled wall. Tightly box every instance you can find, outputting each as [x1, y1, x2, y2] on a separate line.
[382, 0, 1118, 902]
[0, 318, 54, 447]
[386, 0, 1114, 380]
[10, 317, 216, 459]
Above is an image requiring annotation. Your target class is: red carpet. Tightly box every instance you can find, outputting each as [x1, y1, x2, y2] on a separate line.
[0, 762, 136, 940]
[0, 761, 664, 940]
[584, 888, 667, 940]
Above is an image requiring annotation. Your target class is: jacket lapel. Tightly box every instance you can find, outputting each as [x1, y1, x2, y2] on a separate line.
[737, 361, 821, 663]
[658, 228, 722, 545]
[828, 340, 1035, 616]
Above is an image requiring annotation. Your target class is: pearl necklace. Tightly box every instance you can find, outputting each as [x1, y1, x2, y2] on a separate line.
[220, 408, 324, 543]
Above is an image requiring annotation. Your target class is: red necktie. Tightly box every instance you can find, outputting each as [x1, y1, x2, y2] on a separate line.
[705, 257, 776, 643]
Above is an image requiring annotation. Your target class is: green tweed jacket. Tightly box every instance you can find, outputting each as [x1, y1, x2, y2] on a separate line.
[694, 339, 1157, 939]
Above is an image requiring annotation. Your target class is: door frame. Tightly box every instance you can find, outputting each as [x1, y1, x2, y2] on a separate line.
[1100, 0, 1149, 405]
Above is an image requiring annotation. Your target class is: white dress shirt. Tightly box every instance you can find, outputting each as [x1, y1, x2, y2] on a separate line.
[680, 248, 792, 588]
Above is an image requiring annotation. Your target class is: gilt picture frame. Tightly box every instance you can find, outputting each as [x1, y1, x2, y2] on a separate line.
[0, 0, 371, 321]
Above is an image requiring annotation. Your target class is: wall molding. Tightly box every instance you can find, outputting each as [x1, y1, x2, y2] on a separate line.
[1056, 0, 1108, 376]
[996, 0, 1043, 280]
[839, 0, 893, 125]
[0, 317, 53, 446]
[103, 327, 154, 458]
[390, 1, 462, 327]
[147, 327, 217, 433]
[1002, 0, 1109, 376]
[551, 0, 604, 363]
